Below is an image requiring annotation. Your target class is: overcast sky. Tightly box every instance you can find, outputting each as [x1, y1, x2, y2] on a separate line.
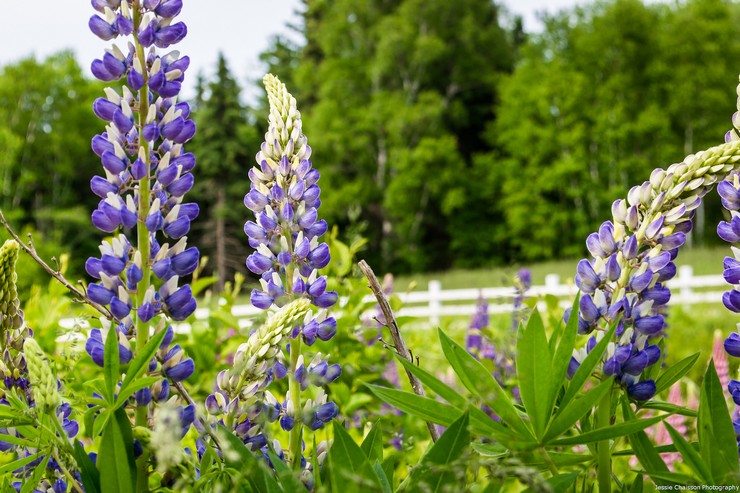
[0, 0, 585, 100]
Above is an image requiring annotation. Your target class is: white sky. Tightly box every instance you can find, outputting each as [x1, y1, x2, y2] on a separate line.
[0, 0, 585, 100]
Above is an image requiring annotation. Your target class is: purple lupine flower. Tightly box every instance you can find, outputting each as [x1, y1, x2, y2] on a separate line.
[512, 268, 531, 329]
[85, 1, 198, 408]
[566, 164, 710, 400]
[466, 293, 488, 357]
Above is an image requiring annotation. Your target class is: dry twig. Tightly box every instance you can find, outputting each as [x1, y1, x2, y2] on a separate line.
[358, 259, 440, 442]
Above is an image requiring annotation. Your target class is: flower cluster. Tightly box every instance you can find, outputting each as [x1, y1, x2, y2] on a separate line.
[567, 137, 740, 400]
[0, 240, 80, 490]
[85, 0, 197, 384]
[512, 268, 531, 329]
[206, 75, 339, 478]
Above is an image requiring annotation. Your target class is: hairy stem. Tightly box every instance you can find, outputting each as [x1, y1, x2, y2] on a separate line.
[132, 2, 153, 490]
[597, 388, 613, 493]
[288, 336, 303, 471]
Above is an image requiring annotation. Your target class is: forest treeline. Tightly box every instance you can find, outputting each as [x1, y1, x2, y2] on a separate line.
[0, 0, 738, 289]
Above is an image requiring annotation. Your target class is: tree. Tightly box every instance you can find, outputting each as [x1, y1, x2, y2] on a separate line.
[190, 54, 258, 291]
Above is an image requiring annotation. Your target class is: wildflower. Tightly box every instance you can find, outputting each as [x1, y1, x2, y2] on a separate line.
[568, 135, 740, 400]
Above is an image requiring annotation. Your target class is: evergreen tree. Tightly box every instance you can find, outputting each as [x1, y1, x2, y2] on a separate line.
[190, 54, 258, 291]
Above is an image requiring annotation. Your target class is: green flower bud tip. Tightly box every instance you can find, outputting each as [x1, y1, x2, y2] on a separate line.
[0, 239, 20, 334]
[23, 338, 61, 411]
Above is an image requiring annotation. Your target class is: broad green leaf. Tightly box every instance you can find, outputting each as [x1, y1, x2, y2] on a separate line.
[103, 327, 120, 404]
[328, 421, 383, 492]
[698, 360, 740, 484]
[74, 440, 101, 493]
[407, 412, 470, 493]
[267, 450, 304, 491]
[654, 353, 700, 395]
[544, 378, 612, 442]
[97, 407, 137, 493]
[552, 414, 666, 446]
[92, 409, 111, 438]
[20, 454, 50, 493]
[372, 460, 392, 493]
[0, 432, 37, 448]
[365, 384, 523, 445]
[516, 310, 553, 439]
[438, 329, 532, 439]
[561, 322, 617, 409]
[664, 422, 711, 483]
[395, 354, 467, 407]
[471, 442, 508, 459]
[381, 457, 394, 490]
[119, 326, 169, 396]
[215, 424, 280, 492]
[630, 473, 643, 493]
[549, 294, 580, 413]
[0, 451, 43, 475]
[361, 422, 384, 463]
[621, 399, 671, 486]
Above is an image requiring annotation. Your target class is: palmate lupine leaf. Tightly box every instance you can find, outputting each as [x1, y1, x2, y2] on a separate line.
[438, 329, 533, 440]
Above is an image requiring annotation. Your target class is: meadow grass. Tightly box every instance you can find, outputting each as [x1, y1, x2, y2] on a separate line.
[394, 245, 729, 290]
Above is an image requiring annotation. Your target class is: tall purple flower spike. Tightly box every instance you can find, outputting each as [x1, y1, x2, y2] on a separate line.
[85, 0, 196, 444]
[568, 128, 740, 401]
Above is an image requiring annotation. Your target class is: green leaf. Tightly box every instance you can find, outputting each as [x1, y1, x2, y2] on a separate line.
[471, 442, 509, 459]
[20, 454, 50, 493]
[521, 472, 579, 493]
[664, 422, 711, 483]
[620, 399, 671, 486]
[361, 422, 384, 463]
[93, 409, 111, 438]
[119, 326, 169, 397]
[438, 329, 532, 439]
[698, 360, 740, 484]
[74, 440, 101, 493]
[561, 322, 617, 409]
[267, 449, 304, 491]
[328, 421, 383, 492]
[98, 407, 137, 493]
[103, 327, 120, 404]
[372, 460, 392, 493]
[516, 310, 553, 439]
[0, 451, 43, 475]
[639, 400, 697, 417]
[407, 412, 470, 493]
[552, 414, 666, 446]
[115, 376, 160, 408]
[630, 472, 643, 493]
[365, 384, 522, 445]
[654, 352, 700, 395]
[549, 294, 580, 409]
[395, 354, 467, 407]
[544, 378, 612, 442]
[381, 456, 394, 490]
[215, 424, 281, 492]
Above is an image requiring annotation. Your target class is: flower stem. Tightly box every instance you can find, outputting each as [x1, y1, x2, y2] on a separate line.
[132, 2, 152, 491]
[597, 388, 613, 493]
[288, 336, 303, 472]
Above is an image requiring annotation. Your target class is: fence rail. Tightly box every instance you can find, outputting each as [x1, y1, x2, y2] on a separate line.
[59, 264, 727, 336]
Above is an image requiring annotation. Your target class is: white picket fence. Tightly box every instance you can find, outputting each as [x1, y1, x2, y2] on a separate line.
[59, 264, 727, 335]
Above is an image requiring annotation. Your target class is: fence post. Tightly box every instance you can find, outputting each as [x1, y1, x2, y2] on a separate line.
[678, 265, 693, 301]
[545, 274, 560, 292]
[428, 280, 442, 326]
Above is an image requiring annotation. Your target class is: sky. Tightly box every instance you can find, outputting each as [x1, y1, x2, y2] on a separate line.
[0, 0, 585, 100]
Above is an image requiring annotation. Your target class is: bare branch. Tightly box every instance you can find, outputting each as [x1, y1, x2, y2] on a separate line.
[358, 259, 440, 442]
[0, 208, 113, 319]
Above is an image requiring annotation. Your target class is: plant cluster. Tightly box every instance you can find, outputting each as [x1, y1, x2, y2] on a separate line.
[1, 1, 740, 492]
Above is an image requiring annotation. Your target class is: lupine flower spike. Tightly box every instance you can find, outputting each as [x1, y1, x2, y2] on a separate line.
[208, 74, 338, 481]
[86, 0, 198, 478]
[568, 130, 740, 400]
